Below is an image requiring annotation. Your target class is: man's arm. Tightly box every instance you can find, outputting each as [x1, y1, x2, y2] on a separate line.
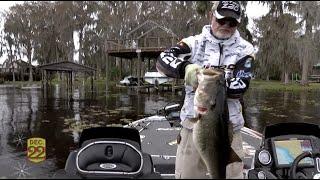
[226, 55, 254, 98]
[156, 41, 193, 79]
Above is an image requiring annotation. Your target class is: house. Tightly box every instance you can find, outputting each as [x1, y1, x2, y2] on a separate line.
[312, 63, 320, 75]
[309, 63, 320, 82]
[0, 59, 39, 81]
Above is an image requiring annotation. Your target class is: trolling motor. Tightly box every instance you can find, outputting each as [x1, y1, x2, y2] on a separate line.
[157, 103, 181, 127]
[247, 122, 320, 179]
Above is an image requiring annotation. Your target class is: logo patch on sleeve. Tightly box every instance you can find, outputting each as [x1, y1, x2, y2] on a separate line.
[244, 58, 252, 68]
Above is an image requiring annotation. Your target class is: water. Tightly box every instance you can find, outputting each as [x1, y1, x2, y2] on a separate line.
[244, 89, 320, 133]
[0, 84, 319, 178]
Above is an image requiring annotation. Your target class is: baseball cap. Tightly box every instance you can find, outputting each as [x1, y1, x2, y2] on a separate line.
[213, 1, 241, 23]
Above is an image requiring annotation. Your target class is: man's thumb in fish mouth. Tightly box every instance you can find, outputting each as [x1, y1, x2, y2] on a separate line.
[184, 63, 201, 88]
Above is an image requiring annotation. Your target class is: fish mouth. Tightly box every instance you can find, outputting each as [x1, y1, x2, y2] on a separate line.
[196, 106, 208, 114]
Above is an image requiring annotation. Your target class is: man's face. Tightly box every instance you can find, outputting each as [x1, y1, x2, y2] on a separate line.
[211, 15, 238, 39]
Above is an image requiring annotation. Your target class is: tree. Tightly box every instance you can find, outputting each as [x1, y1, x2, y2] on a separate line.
[254, 1, 304, 84]
[291, 1, 320, 85]
[4, 34, 16, 82]
[71, 1, 97, 64]
[4, 3, 37, 82]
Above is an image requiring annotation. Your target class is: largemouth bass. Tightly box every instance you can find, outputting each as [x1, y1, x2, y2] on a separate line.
[193, 68, 241, 178]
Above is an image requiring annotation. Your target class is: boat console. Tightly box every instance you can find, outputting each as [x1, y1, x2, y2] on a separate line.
[64, 127, 161, 179]
[248, 122, 320, 179]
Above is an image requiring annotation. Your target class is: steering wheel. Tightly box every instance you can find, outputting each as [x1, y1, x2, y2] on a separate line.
[289, 151, 320, 179]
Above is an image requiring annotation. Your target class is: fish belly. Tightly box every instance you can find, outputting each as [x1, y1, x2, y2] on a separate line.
[193, 68, 227, 178]
[193, 112, 222, 178]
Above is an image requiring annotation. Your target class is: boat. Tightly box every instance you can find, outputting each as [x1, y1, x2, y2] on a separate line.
[119, 75, 139, 86]
[248, 122, 320, 179]
[124, 115, 262, 178]
[64, 103, 263, 179]
[144, 71, 174, 85]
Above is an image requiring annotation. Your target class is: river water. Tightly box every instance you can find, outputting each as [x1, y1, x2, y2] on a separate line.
[0, 83, 319, 178]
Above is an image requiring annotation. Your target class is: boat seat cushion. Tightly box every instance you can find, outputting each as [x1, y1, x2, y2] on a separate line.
[77, 139, 142, 173]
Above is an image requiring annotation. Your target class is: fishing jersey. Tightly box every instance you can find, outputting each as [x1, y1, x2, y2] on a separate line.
[156, 25, 255, 130]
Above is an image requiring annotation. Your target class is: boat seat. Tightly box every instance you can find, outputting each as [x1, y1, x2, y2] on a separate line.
[65, 127, 159, 179]
[78, 138, 141, 171]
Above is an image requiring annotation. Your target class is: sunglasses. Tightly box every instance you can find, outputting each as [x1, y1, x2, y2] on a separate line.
[216, 18, 239, 27]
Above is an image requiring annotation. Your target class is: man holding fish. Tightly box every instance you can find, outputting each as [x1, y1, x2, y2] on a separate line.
[156, 1, 255, 179]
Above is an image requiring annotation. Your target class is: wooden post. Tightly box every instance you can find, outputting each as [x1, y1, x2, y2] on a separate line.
[148, 58, 150, 71]
[69, 71, 73, 102]
[41, 69, 44, 89]
[106, 53, 109, 91]
[130, 58, 133, 76]
[171, 79, 175, 93]
[120, 58, 122, 79]
[158, 37, 161, 47]
[171, 36, 175, 46]
[71, 71, 73, 92]
[136, 49, 142, 89]
[45, 70, 48, 86]
[154, 58, 157, 70]
[144, 38, 147, 47]
[66, 71, 68, 93]
[141, 56, 145, 80]
[91, 71, 94, 92]
[117, 39, 121, 51]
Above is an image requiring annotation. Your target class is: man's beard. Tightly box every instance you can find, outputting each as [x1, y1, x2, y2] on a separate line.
[213, 30, 233, 40]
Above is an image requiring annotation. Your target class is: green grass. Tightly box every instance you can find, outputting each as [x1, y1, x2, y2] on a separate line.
[4, 81, 42, 87]
[250, 79, 320, 91]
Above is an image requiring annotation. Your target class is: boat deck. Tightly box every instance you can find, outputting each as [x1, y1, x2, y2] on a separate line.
[125, 115, 262, 178]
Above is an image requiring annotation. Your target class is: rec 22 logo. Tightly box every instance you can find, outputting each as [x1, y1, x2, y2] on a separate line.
[27, 138, 46, 163]
[221, 1, 240, 11]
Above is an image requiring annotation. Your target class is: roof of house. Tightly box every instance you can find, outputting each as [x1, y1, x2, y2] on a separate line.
[38, 61, 95, 72]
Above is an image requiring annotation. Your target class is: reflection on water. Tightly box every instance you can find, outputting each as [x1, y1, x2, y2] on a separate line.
[0, 84, 319, 178]
[244, 89, 320, 133]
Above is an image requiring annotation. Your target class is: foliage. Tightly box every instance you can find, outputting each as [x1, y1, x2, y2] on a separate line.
[250, 79, 320, 92]
[110, 66, 120, 81]
[252, 1, 320, 84]
[0, 1, 319, 83]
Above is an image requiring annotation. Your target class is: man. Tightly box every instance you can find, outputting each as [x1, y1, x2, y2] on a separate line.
[156, 1, 255, 179]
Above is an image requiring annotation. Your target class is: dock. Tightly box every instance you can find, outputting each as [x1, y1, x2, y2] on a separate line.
[117, 83, 184, 93]
[104, 20, 181, 91]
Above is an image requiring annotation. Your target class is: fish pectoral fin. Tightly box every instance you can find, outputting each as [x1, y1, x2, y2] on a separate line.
[210, 102, 216, 110]
[228, 149, 242, 164]
[209, 97, 217, 109]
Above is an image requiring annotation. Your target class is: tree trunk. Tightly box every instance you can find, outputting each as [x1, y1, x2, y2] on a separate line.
[8, 47, 15, 82]
[284, 71, 289, 84]
[300, 54, 309, 85]
[27, 46, 33, 82]
[11, 57, 15, 83]
[78, 30, 83, 64]
[300, 13, 312, 86]
[97, 51, 102, 78]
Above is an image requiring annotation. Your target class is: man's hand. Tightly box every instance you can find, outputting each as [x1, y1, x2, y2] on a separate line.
[184, 64, 201, 89]
[226, 78, 247, 98]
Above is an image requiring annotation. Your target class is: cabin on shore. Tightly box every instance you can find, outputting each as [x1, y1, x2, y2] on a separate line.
[0, 59, 40, 81]
[309, 63, 320, 83]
